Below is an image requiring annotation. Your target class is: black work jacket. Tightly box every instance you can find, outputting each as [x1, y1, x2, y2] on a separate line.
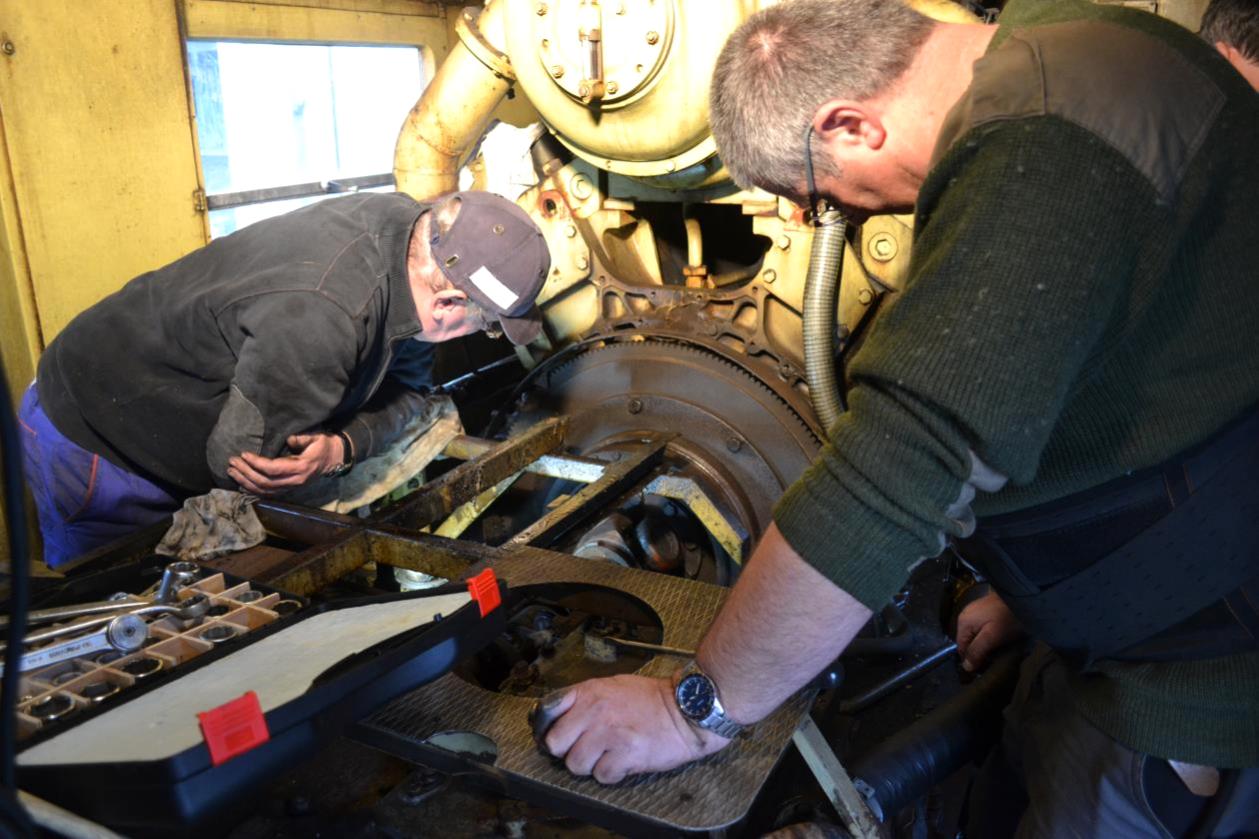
[38, 193, 435, 495]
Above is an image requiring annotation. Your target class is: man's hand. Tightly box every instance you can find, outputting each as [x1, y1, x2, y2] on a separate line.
[531, 674, 730, 785]
[955, 589, 1024, 672]
[226, 432, 345, 495]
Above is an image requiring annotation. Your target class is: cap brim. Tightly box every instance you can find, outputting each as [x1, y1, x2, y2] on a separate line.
[500, 307, 543, 345]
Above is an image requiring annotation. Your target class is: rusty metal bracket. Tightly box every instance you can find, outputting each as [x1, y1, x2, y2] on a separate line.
[376, 418, 567, 531]
[503, 433, 671, 549]
[455, 6, 515, 81]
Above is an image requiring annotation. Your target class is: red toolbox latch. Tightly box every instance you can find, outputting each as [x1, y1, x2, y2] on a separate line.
[467, 569, 502, 618]
[198, 690, 270, 766]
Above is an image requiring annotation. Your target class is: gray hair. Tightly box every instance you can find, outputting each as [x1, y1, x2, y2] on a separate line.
[1200, 0, 1259, 61]
[709, 0, 935, 197]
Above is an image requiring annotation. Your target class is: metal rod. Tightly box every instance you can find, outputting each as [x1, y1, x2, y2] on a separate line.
[205, 173, 395, 211]
[604, 636, 694, 658]
[836, 643, 958, 715]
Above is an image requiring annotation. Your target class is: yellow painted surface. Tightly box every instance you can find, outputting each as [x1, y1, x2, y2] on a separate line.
[0, 1, 206, 347]
[185, 0, 448, 53]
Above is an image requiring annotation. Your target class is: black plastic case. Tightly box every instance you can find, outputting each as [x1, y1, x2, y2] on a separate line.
[16, 580, 506, 835]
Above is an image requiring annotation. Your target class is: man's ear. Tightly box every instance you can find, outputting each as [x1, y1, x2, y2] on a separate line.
[429, 288, 468, 321]
[812, 99, 886, 151]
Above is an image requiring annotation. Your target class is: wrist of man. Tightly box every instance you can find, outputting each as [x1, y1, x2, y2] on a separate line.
[326, 429, 354, 477]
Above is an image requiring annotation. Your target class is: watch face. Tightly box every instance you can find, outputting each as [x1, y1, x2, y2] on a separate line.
[676, 673, 716, 720]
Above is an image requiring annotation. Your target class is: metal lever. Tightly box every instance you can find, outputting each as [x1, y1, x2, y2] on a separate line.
[0, 614, 148, 676]
[0, 597, 145, 633]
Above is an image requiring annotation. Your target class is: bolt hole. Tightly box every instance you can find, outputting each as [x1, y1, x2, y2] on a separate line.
[543, 198, 558, 217]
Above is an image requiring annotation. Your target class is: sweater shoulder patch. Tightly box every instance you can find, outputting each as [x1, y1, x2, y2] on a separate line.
[937, 20, 1225, 203]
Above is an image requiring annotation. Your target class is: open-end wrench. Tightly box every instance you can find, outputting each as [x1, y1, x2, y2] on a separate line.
[0, 595, 210, 652]
[0, 614, 148, 676]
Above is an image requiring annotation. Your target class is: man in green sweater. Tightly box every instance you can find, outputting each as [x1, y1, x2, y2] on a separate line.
[531, 0, 1259, 833]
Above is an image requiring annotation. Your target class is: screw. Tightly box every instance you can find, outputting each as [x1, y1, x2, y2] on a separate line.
[761, 269, 777, 284]
[551, 65, 564, 78]
[646, 31, 659, 45]
[869, 232, 898, 262]
[726, 436, 743, 453]
[627, 398, 643, 414]
[536, 2, 548, 14]
[1, 41, 14, 56]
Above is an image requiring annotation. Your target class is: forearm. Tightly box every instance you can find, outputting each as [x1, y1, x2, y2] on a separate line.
[341, 383, 432, 462]
[698, 523, 872, 724]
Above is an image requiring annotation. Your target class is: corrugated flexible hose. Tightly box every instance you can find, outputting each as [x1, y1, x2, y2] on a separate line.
[803, 208, 849, 431]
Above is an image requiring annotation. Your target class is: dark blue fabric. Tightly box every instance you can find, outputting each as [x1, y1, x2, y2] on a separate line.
[18, 383, 178, 567]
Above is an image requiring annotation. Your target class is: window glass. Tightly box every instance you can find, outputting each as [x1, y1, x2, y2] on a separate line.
[187, 42, 425, 237]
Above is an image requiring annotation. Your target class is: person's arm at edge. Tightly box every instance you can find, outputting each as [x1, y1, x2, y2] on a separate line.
[698, 522, 872, 724]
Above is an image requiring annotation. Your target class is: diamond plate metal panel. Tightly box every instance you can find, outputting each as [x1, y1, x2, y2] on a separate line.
[356, 548, 813, 832]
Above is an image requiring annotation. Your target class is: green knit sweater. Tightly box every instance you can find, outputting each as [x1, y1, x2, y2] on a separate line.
[774, 0, 1259, 766]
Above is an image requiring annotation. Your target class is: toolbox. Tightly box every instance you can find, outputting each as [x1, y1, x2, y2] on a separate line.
[13, 561, 507, 835]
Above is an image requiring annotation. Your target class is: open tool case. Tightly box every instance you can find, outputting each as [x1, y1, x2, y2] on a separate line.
[14, 564, 507, 835]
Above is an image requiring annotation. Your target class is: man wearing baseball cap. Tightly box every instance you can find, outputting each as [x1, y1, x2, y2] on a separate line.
[19, 190, 550, 566]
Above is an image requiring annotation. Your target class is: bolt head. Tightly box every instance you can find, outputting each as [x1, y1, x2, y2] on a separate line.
[761, 269, 777, 284]
[536, 2, 548, 14]
[1, 41, 15, 56]
[858, 288, 874, 305]
[777, 235, 791, 250]
[628, 398, 643, 414]
[576, 255, 590, 271]
[607, 81, 619, 95]
[550, 65, 564, 78]
[726, 436, 743, 453]
[646, 31, 660, 45]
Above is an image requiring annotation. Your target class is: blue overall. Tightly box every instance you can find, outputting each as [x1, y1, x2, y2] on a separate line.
[18, 383, 178, 567]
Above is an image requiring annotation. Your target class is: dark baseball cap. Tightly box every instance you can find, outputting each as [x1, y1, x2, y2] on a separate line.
[429, 191, 551, 345]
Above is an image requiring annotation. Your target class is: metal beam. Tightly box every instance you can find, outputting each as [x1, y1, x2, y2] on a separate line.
[377, 417, 568, 531]
[504, 434, 671, 550]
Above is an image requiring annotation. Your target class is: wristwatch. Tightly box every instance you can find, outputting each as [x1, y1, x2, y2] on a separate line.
[674, 660, 746, 739]
[327, 430, 354, 478]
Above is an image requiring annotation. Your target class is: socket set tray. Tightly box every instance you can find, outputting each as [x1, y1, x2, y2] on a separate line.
[11, 560, 508, 835]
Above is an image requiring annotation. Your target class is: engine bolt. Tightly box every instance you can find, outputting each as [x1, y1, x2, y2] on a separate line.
[564, 223, 577, 238]
[536, 2, 548, 14]
[627, 398, 643, 414]
[777, 235, 791, 251]
[570, 174, 594, 200]
[869, 232, 898, 262]
[607, 81, 619, 95]
[551, 65, 564, 78]
[761, 269, 777, 284]
[726, 436, 744, 453]
[646, 31, 659, 45]
[858, 288, 874, 305]
[576, 255, 590, 271]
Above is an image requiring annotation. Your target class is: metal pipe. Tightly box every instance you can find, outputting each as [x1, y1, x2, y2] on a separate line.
[684, 215, 703, 268]
[393, 0, 514, 199]
[802, 209, 848, 431]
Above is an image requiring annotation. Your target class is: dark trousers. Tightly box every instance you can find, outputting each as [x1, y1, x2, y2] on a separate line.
[967, 646, 1259, 838]
[18, 383, 178, 567]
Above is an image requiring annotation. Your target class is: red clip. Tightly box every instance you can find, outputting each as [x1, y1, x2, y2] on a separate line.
[467, 569, 501, 618]
[197, 691, 270, 767]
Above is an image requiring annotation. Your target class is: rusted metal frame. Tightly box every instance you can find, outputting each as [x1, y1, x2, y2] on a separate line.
[261, 529, 372, 597]
[442, 435, 607, 483]
[375, 417, 568, 532]
[504, 434, 672, 550]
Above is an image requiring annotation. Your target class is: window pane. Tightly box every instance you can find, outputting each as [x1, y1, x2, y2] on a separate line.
[187, 41, 425, 237]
